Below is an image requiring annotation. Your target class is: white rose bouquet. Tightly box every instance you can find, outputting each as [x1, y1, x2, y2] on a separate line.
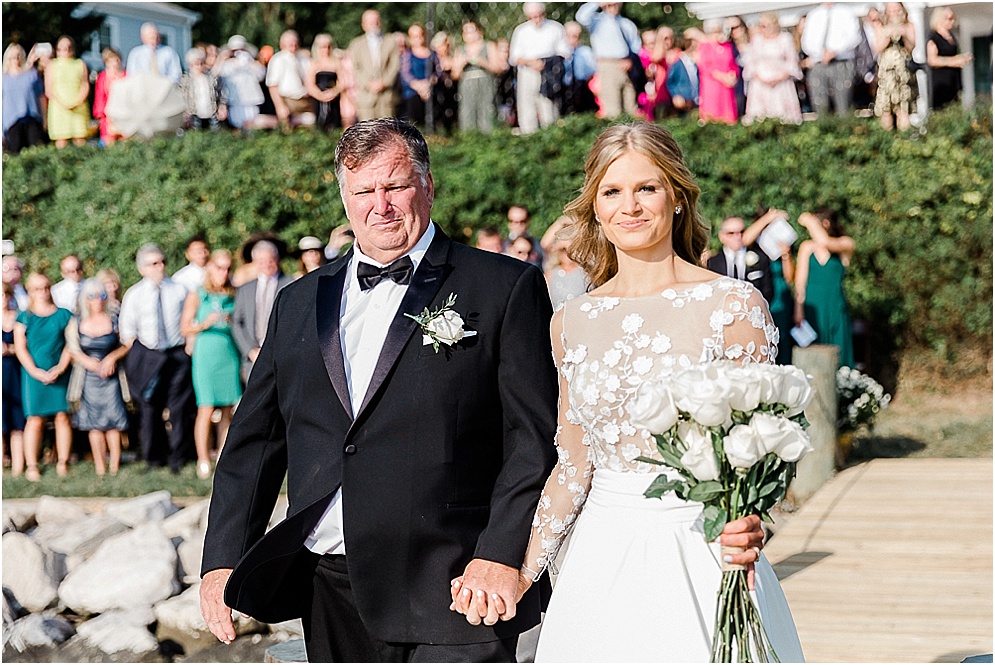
[631, 360, 815, 663]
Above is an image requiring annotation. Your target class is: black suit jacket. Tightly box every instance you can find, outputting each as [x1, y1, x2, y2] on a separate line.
[201, 226, 558, 644]
[707, 246, 774, 304]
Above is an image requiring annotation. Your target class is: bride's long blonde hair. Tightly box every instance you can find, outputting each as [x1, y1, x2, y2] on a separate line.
[564, 123, 709, 288]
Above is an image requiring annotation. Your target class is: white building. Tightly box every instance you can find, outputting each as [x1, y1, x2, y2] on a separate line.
[71, 2, 201, 74]
[686, 1, 992, 108]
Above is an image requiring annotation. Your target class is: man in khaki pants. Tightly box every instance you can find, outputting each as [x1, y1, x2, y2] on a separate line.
[347, 10, 401, 120]
[576, 2, 642, 118]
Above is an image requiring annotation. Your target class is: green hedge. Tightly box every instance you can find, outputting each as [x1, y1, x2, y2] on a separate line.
[3, 105, 991, 375]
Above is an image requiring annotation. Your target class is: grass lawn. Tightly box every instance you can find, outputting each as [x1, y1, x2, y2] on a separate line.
[2, 457, 213, 499]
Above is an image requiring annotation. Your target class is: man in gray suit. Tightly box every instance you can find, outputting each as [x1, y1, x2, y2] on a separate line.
[232, 240, 293, 380]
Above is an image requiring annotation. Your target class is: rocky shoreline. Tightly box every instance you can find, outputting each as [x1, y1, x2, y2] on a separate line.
[2, 493, 300, 663]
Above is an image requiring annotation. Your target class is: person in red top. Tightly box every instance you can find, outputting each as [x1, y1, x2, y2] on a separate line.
[92, 48, 125, 146]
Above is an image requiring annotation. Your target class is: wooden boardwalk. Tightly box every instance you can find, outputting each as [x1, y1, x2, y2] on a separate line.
[765, 458, 993, 663]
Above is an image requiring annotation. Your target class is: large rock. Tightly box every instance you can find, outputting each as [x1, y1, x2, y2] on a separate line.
[32, 513, 129, 573]
[268, 618, 305, 642]
[75, 609, 159, 655]
[58, 523, 179, 615]
[176, 534, 204, 585]
[34, 496, 87, 527]
[3, 612, 74, 652]
[105, 491, 178, 527]
[162, 499, 210, 540]
[152, 582, 266, 640]
[2, 502, 37, 533]
[2, 532, 63, 612]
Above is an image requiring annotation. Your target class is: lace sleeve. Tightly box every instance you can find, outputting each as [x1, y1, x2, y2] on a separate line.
[520, 307, 594, 581]
[717, 283, 779, 365]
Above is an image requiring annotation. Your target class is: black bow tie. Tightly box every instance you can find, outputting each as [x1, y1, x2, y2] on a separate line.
[357, 255, 414, 291]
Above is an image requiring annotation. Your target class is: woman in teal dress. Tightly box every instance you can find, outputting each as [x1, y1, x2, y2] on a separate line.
[180, 250, 242, 479]
[794, 209, 856, 368]
[13, 273, 73, 481]
[744, 208, 796, 363]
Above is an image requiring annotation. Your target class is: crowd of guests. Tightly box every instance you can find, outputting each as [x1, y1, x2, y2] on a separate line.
[3, 197, 858, 481]
[2, 3, 974, 153]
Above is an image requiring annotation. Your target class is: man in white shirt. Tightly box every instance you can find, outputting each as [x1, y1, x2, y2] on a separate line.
[126, 22, 183, 84]
[576, 2, 642, 118]
[50, 254, 84, 313]
[509, 2, 570, 134]
[265, 30, 314, 128]
[172, 234, 211, 293]
[801, 3, 863, 117]
[119, 243, 194, 473]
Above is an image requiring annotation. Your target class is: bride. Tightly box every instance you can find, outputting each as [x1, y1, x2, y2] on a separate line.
[452, 123, 804, 662]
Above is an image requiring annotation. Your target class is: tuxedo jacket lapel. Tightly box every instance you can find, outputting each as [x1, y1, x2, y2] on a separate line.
[355, 229, 452, 419]
[316, 255, 352, 417]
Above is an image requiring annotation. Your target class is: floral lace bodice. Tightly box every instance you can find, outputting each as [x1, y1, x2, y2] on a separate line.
[522, 277, 778, 579]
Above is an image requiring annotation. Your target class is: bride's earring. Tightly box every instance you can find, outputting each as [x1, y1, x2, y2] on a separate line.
[674, 205, 683, 215]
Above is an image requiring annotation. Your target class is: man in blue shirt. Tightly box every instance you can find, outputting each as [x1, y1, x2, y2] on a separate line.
[563, 21, 597, 115]
[126, 23, 183, 84]
[576, 2, 642, 118]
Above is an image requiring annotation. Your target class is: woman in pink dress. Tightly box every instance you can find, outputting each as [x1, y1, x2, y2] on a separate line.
[686, 20, 738, 124]
[92, 48, 126, 146]
[742, 13, 803, 124]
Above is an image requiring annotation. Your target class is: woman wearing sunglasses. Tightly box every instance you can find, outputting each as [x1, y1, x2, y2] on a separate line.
[66, 278, 131, 476]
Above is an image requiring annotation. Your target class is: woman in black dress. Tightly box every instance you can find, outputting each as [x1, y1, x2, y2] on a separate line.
[306, 33, 343, 130]
[927, 6, 972, 109]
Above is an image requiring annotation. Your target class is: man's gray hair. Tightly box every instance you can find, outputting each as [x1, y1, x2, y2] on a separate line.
[136, 243, 164, 269]
[185, 47, 207, 66]
[140, 22, 160, 36]
[333, 118, 431, 198]
[251, 240, 280, 262]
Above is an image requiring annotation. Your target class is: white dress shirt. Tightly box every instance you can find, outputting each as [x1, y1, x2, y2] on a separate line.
[723, 247, 747, 280]
[305, 223, 436, 555]
[366, 32, 383, 72]
[118, 277, 188, 349]
[509, 19, 570, 67]
[125, 44, 183, 83]
[265, 50, 309, 99]
[800, 4, 862, 62]
[50, 279, 81, 313]
[171, 263, 205, 293]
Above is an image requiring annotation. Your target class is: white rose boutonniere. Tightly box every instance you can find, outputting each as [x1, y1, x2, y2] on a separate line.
[405, 293, 476, 353]
[745, 250, 760, 267]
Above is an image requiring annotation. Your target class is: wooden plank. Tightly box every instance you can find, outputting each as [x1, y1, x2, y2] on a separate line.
[764, 458, 993, 663]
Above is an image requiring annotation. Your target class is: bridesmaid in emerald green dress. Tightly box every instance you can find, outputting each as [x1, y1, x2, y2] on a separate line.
[180, 250, 242, 479]
[793, 209, 856, 368]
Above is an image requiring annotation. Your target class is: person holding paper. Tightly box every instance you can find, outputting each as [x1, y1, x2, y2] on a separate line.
[744, 208, 795, 363]
[707, 216, 774, 304]
[793, 208, 855, 368]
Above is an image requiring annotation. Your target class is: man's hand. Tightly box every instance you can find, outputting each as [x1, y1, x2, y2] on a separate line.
[449, 559, 519, 626]
[200, 568, 236, 644]
[719, 514, 765, 590]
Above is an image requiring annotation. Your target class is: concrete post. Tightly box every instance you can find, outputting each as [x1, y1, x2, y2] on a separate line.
[788, 344, 839, 507]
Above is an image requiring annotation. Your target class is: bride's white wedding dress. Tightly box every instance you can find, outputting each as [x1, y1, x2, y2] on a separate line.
[523, 277, 805, 662]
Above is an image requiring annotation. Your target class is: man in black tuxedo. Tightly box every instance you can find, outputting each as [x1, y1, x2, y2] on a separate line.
[707, 216, 774, 304]
[200, 118, 558, 662]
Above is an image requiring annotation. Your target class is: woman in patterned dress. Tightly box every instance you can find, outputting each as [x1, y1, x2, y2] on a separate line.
[873, 2, 917, 131]
[451, 123, 804, 661]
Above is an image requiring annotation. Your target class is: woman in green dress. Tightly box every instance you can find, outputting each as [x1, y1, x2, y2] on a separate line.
[13, 273, 73, 481]
[793, 209, 856, 368]
[181, 250, 242, 479]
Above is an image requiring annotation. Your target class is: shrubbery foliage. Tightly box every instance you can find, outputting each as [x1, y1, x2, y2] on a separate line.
[3, 105, 991, 369]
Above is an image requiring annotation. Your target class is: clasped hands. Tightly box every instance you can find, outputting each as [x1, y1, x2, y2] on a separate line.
[448, 515, 765, 626]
